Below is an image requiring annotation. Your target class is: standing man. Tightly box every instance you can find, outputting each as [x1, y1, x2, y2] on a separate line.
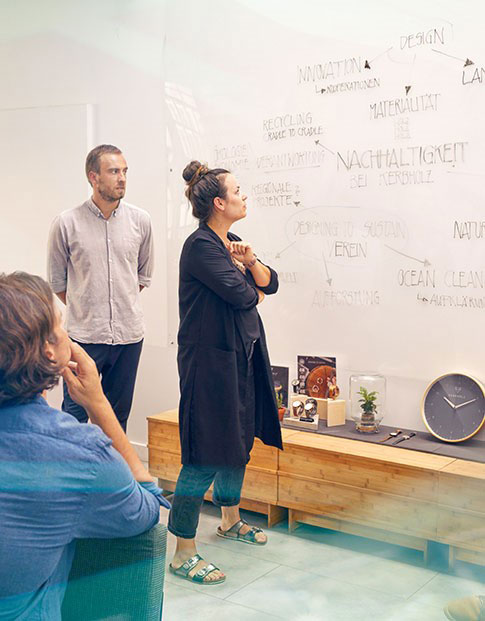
[47, 144, 154, 431]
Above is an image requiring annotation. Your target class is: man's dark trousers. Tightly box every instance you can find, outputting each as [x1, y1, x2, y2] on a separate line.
[62, 340, 143, 432]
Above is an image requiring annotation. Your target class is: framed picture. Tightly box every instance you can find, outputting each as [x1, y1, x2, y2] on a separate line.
[271, 365, 289, 408]
[297, 355, 336, 399]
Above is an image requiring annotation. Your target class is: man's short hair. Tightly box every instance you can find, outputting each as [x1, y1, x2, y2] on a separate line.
[0, 272, 59, 406]
[85, 144, 122, 185]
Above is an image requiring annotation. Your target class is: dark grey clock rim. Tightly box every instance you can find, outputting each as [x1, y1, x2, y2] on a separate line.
[422, 372, 485, 443]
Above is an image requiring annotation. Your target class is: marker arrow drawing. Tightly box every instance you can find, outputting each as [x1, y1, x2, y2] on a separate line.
[431, 49, 474, 67]
[322, 250, 332, 286]
[365, 47, 393, 70]
[404, 55, 416, 96]
[315, 139, 335, 155]
[275, 241, 296, 259]
[385, 244, 431, 267]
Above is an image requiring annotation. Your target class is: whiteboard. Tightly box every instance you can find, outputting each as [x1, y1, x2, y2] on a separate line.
[164, 0, 485, 433]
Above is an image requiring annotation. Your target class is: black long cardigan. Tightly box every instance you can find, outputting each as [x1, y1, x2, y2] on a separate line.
[177, 222, 283, 468]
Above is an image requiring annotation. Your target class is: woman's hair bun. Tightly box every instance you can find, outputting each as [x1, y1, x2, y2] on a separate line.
[182, 160, 229, 222]
[182, 160, 209, 186]
[182, 160, 201, 184]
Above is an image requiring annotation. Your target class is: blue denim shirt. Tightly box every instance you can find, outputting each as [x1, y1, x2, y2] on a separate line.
[0, 397, 167, 620]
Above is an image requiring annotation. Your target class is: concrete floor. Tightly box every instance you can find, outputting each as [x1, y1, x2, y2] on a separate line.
[159, 502, 485, 620]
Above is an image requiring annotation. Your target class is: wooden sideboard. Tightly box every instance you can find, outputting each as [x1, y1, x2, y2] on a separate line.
[438, 459, 485, 568]
[148, 410, 290, 527]
[280, 431, 452, 562]
[147, 410, 485, 567]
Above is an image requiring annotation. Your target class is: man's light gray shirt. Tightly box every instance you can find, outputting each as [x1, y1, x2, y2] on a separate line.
[47, 199, 154, 345]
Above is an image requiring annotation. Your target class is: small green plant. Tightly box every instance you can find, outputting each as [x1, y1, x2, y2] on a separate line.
[358, 386, 378, 414]
[274, 383, 284, 408]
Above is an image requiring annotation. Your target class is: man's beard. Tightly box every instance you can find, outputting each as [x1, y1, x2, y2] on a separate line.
[99, 186, 125, 202]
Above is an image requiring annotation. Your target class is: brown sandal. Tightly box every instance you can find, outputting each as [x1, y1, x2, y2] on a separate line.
[217, 519, 267, 546]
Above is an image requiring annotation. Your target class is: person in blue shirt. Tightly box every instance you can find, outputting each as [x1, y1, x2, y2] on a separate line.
[0, 271, 169, 621]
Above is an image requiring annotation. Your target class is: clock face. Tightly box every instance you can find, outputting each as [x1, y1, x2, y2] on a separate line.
[422, 373, 485, 442]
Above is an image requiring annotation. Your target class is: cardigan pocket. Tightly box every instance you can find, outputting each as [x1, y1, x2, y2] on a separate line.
[194, 345, 238, 411]
[190, 346, 241, 465]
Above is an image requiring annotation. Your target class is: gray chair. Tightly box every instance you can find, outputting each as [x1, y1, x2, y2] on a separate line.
[62, 523, 167, 621]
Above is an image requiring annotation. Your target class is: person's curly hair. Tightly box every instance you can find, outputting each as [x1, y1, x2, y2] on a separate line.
[0, 272, 60, 406]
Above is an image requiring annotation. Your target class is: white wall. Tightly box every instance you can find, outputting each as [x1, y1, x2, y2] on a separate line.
[5, 0, 485, 447]
[0, 0, 178, 450]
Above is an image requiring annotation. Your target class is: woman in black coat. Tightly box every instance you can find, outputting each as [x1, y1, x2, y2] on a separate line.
[168, 161, 282, 584]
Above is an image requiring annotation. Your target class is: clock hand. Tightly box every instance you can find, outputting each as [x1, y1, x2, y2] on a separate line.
[443, 396, 456, 409]
[455, 398, 477, 410]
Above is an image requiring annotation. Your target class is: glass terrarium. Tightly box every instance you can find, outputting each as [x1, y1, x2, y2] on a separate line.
[350, 374, 386, 433]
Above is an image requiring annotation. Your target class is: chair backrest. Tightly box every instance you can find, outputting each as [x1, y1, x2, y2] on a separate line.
[62, 523, 167, 621]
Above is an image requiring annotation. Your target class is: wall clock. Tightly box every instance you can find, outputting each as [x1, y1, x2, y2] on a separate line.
[421, 373, 485, 442]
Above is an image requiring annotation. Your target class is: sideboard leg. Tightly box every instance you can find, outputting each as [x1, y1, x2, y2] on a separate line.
[449, 546, 456, 571]
[288, 509, 300, 533]
[267, 504, 287, 528]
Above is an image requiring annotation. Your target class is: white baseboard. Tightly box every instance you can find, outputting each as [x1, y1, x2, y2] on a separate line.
[130, 440, 148, 463]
